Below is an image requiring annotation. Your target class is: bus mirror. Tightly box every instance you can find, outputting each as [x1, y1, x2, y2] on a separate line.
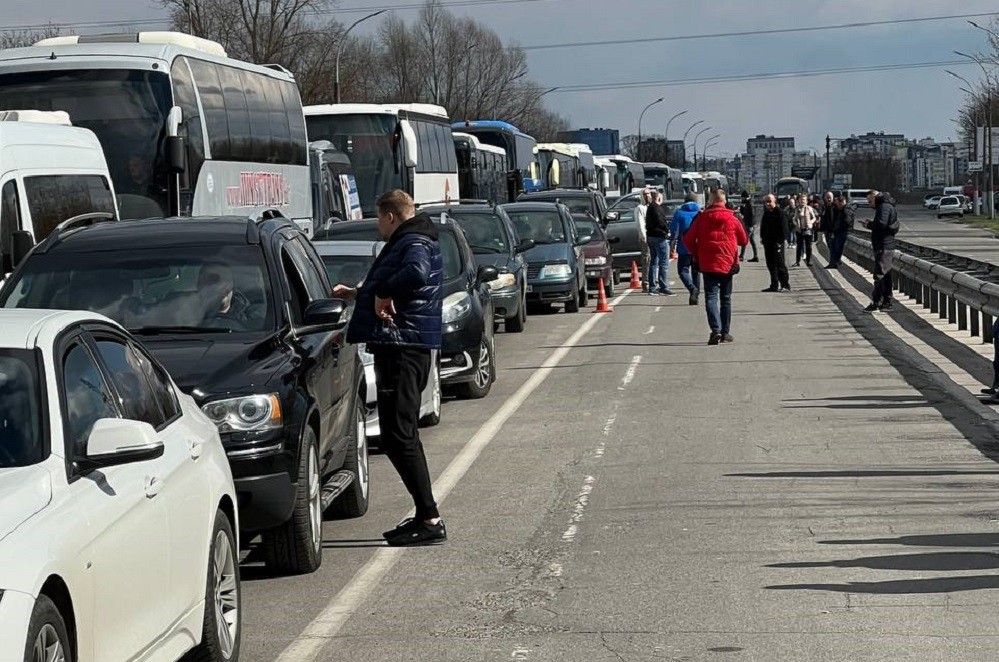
[166, 136, 186, 174]
[399, 120, 418, 168]
[166, 106, 182, 138]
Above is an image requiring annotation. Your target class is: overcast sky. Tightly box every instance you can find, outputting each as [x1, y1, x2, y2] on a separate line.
[5, 0, 996, 155]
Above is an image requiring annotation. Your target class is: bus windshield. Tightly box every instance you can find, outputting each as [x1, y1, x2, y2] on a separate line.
[645, 169, 667, 187]
[0, 68, 172, 218]
[774, 180, 807, 198]
[306, 113, 402, 216]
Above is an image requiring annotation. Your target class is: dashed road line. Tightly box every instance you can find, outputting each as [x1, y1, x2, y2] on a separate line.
[561, 475, 596, 542]
[644, 325, 656, 335]
[618, 355, 642, 390]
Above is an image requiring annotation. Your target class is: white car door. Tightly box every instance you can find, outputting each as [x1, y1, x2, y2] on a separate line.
[90, 335, 214, 656]
[60, 339, 171, 661]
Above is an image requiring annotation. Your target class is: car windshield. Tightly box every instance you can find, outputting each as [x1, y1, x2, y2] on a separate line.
[0, 350, 44, 468]
[573, 217, 601, 238]
[507, 211, 566, 244]
[3, 246, 274, 334]
[560, 198, 594, 215]
[320, 254, 374, 287]
[448, 212, 509, 254]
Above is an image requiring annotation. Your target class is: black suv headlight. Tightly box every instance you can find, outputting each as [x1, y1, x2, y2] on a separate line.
[202, 394, 283, 432]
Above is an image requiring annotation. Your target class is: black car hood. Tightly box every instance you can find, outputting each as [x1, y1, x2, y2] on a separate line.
[140, 333, 289, 399]
[523, 242, 571, 264]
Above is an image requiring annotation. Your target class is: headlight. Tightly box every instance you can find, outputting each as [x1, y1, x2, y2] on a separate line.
[584, 256, 607, 266]
[203, 394, 282, 432]
[487, 272, 517, 291]
[442, 291, 472, 323]
[540, 263, 572, 279]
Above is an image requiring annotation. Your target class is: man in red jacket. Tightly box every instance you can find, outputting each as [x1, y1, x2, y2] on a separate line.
[683, 189, 748, 345]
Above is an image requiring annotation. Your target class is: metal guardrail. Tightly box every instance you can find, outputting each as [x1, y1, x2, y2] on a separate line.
[843, 233, 999, 343]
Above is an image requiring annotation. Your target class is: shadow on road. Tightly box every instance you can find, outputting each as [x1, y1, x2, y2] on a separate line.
[766, 575, 999, 594]
[726, 469, 999, 478]
[819, 533, 999, 547]
[768, 551, 999, 571]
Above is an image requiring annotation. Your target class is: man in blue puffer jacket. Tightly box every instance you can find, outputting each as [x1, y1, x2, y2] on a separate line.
[335, 189, 446, 546]
[669, 193, 702, 305]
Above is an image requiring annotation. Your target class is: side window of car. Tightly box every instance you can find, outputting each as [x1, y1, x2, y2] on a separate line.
[93, 339, 168, 430]
[132, 344, 181, 423]
[0, 179, 23, 273]
[285, 238, 328, 301]
[281, 242, 311, 322]
[62, 342, 118, 458]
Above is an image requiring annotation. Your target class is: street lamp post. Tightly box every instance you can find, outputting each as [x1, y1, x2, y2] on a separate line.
[663, 110, 688, 166]
[637, 97, 665, 161]
[949, 69, 984, 214]
[682, 120, 705, 166]
[702, 134, 720, 171]
[691, 126, 713, 169]
[955, 51, 995, 219]
[334, 10, 387, 104]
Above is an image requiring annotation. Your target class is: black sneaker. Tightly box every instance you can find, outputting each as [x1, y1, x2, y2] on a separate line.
[688, 289, 699, 305]
[661, 290, 678, 297]
[721, 334, 734, 343]
[879, 303, 894, 312]
[761, 287, 779, 292]
[748, 257, 760, 262]
[386, 519, 447, 547]
[863, 303, 880, 313]
[708, 332, 722, 346]
[981, 387, 998, 396]
[779, 285, 791, 292]
[382, 517, 421, 540]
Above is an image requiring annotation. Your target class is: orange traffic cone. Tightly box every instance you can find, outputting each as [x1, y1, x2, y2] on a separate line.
[594, 278, 613, 313]
[628, 261, 642, 290]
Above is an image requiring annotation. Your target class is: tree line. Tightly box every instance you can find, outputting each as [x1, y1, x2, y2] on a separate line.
[0, 0, 569, 141]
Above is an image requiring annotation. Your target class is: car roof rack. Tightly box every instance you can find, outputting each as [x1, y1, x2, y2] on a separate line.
[34, 212, 118, 253]
[418, 198, 494, 208]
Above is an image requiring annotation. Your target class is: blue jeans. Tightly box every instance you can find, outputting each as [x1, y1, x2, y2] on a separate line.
[676, 253, 700, 293]
[702, 272, 734, 335]
[647, 236, 670, 293]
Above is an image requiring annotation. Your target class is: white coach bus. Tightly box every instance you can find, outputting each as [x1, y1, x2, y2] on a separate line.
[304, 103, 460, 216]
[0, 32, 313, 228]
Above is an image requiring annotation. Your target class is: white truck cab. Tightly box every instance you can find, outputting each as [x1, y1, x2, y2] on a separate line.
[0, 110, 117, 273]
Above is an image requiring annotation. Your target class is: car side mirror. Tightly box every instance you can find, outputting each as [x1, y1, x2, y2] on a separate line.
[296, 298, 347, 336]
[575, 235, 592, 246]
[166, 135, 186, 174]
[476, 265, 499, 284]
[608, 236, 621, 244]
[515, 238, 536, 253]
[11, 230, 34, 267]
[79, 419, 164, 472]
[603, 211, 619, 223]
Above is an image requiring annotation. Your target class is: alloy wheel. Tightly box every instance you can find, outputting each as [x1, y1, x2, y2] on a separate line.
[33, 624, 65, 662]
[356, 406, 369, 499]
[308, 444, 321, 554]
[431, 368, 442, 418]
[474, 339, 491, 389]
[213, 530, 239, 659]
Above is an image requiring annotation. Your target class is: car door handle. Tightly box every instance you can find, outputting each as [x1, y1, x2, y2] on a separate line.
[189, 439, 204, 460]
[144, 475, 165, 498]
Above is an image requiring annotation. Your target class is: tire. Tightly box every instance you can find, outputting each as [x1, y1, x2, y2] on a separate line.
[564, 290, 580, 313]
[605, 277, 615, 298]
[261, 427, 322, 574]
[186, 512, 241, 662]
[419, 363, 442, 427]
[24, 595, 72, 662]
[455, 336, 494, 399]
[506, 291, 526, 333]
[331, 395, 370, 518]
[579, 280, 589, 307]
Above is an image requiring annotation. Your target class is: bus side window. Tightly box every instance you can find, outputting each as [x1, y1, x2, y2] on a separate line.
[1, 180, 23, 273]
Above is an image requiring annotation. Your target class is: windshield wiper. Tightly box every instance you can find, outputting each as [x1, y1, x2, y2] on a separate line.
[530, 239, 561, 245]
[131, 325, 229, 335]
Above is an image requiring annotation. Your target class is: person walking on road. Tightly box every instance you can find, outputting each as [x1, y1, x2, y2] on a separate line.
[826, 194, 854, 268]
[334, 189, 447, 546]
[683, 189, 748, 345]
[760, 193, 791, 292]
[861, 189, 899, 312]
[634, 187, 651, 293]
[670, 193, 702, 305]
[645, 190, 676, 296]
[783, 195, 797, 248]
[739, 191, 759, 262]
[792, 193, 819, 267]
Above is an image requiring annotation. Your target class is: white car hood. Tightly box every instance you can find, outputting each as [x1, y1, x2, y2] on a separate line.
[0, 465, 52, 543]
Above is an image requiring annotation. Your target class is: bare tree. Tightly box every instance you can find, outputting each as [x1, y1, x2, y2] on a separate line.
[0, 26, 62, 50]
[835, 153, 902, 193]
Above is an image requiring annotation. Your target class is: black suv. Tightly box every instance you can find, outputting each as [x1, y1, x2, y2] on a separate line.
[317, 216, 499, 399]
[518, 188, 608, 222]
[1, 214, 366, 574]
[422, 202, 533, 333]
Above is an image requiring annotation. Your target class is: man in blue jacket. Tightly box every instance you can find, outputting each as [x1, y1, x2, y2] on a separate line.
[334, 190, 446, 546]
[670, 193, 702, 305]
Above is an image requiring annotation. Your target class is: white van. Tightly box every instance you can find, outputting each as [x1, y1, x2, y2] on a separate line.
[845, 188, 870, 208]
[943, 186, 964, 197]
[0, 110, 117, 272]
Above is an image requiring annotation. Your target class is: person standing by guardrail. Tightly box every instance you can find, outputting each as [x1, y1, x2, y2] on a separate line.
[760, 194, 790, 292]
[826, 194, 854, 268]
[683, 189, 748, 345]
[792, 193, 819, 267]
[860, 189, 899, 313]
[819, 191, 835, 252]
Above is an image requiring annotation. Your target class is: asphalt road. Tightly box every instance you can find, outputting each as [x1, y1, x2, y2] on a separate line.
[239, 258, 999, 661]
[855, 203, 999, 266]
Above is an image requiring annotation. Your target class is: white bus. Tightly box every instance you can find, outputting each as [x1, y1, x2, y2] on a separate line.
[682, 172, 706, 206]
[304, 103, 460, 216]
[0, 32, 313, 227]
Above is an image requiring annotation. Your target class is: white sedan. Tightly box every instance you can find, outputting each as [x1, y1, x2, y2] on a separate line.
[0, 310, 240, 662]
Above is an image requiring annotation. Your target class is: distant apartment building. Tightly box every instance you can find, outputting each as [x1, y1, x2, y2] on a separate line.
[559, 128, 620, 156]
[738, 135, 797, 193]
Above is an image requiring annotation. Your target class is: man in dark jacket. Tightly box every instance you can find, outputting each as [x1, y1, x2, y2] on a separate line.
[645, 190, 675, 296]
[335, 189, 446, 546]
[861, 189, 898, 312]
[819, 190, 835, 252]
[738, 191, 759, 262]
[759, 194, 790, 292]
[826, 194, 854, 268]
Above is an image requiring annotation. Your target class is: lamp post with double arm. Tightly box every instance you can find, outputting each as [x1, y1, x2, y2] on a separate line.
[334, 10, 387, 104]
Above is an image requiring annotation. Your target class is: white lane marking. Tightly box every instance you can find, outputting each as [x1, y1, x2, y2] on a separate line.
[512, 648, 532, 660]
[562, 475, 596, 542]
[276, 291, 632, 662]
[618, 355, 642, 390]
[602, 412, 616, 436]
[547, 562, 563, 577]
[644, 325, 656, 335]
[654, 306, 662, 312]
